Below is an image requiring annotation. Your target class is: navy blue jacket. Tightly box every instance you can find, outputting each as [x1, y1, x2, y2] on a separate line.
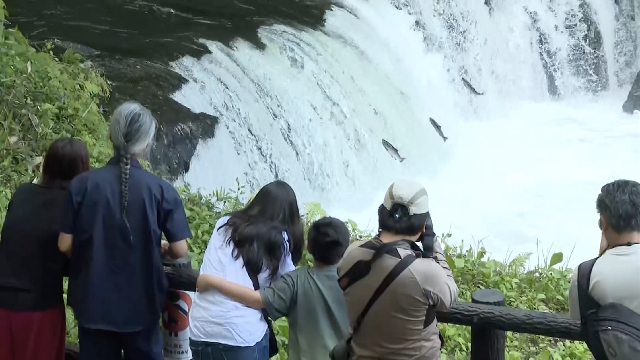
[60, 156, 192, 331]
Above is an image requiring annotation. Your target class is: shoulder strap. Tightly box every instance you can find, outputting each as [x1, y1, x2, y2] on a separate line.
[359, 239, 415, 260]
[577, 257, 601, 321]
[350, 254, 416, 338]
[338, 239, 418, 291]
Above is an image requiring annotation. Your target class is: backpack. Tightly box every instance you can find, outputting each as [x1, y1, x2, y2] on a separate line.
[577, 257, 640, 359]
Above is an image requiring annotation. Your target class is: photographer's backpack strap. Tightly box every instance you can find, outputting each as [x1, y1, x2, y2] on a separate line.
[348, 253, 416, 342]
[577, 257, 600, 321]
[338, 239, 416, 291]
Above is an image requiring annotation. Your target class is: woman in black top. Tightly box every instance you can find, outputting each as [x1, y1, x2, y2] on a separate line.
[0, 137, 90, 360]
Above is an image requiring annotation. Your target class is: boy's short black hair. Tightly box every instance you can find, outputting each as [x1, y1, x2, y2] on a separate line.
[307, 217, 351, 265]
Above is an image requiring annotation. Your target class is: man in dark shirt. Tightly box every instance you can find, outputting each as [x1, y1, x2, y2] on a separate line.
[58, 101, 191, 360]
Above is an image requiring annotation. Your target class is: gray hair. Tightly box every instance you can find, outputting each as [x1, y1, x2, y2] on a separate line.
[109, 101, 157, 240]
[597, 180, 640, 234]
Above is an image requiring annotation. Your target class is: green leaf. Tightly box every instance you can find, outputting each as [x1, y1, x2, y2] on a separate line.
[548, 252, 564, 268]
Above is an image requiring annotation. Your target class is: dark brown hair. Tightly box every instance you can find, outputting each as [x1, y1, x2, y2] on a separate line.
[40, 137, 90, 189]
[221, 180, 304, 280]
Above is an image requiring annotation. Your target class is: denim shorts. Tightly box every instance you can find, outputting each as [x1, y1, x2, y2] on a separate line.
[190, 331, 268, 360]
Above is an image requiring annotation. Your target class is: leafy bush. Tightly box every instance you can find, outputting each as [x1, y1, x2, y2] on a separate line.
[0, 1, 111, 226]
[0, 4, 590, 358]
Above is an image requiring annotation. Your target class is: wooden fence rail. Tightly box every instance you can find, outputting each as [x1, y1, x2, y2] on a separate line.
[65, 262, 585, 360]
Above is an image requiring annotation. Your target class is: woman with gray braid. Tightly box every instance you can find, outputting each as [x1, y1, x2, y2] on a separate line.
[58, 101, 192, 360]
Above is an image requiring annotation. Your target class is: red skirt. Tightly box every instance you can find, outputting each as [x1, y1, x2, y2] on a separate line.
[0, 305, 66, 360]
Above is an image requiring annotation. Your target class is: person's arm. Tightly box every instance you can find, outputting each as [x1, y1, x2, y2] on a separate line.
[58, 178, 84, 257]
[160, 186, 192, 259]
[58, 233, 73, 257]
[197, 274, 263, 309]
[260, 272, 297, 320]
[431, 237, 455, 280]
[415, 258, 459, 311]
[198, 271, 297, 320]
[568, 268, 581, 321]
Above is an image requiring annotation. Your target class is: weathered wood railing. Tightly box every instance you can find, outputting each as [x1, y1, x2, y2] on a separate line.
[64, 263, 585, 360]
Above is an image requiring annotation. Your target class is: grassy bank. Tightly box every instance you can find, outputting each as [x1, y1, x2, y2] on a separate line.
[0, 5, 590, 359]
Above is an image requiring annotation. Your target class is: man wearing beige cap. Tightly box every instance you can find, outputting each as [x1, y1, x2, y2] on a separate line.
[335, 179, 458, 360]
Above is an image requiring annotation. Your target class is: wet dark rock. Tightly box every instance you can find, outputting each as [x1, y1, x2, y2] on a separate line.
[525, 8, 561, 98]
[622, 71, 640, 114]
[97, 55, 219, 180]
[565, 0, 609, 94]
[6, 0, 331, 180]
[484, 0, 493, 15]
[527, 0, 611, 97]
[613, 0, 638, 87]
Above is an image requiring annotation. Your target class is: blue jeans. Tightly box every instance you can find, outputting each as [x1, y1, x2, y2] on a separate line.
[78, 324, 163, 360]
[190, 331, 268, 360]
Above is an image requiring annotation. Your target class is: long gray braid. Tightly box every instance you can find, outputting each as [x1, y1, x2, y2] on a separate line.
[109, 101, 157, 243]
[120, 153, 132, 242]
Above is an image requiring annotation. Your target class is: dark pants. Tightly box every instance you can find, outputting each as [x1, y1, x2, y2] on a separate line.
[190, 331, 269, 360]
[0, 306, 66, 360]
[78, 324, 163, 360]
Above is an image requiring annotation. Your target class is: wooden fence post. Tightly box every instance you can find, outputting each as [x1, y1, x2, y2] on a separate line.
[470, 289, 507, 360]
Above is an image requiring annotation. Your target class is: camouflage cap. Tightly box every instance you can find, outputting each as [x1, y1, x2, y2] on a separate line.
[383, 179, 429, 215]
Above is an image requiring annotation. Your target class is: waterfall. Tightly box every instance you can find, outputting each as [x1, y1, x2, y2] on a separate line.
[172, 0, 640, 264]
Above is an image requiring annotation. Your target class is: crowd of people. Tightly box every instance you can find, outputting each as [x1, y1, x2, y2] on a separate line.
[0, 100, 638, 360]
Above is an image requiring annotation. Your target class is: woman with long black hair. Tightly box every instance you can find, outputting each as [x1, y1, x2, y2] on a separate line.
[189, 180, 304, 360]
[0, 137, 90, 360]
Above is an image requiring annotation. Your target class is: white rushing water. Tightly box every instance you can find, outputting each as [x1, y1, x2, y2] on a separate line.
[172, 0, 640, 267]
[334, 94, 640, 267]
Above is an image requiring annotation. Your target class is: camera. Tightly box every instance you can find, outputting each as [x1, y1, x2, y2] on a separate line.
[419, 215, 436, 258]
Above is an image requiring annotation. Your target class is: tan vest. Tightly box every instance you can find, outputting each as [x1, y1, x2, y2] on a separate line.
[337, 238, 458, 360]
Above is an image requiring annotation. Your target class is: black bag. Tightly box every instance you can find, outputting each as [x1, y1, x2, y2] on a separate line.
[330, 241, 417, 360]
[577, 257, 640, 360]
[246, 269, 279, 358]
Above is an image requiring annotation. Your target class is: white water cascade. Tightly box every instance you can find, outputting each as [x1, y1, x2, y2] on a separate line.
[172, 0, 640, 267]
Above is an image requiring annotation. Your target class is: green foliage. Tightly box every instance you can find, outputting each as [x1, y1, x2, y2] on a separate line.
[0, 5, 590, 358]
[0, 2, 111, 226]
[439, 240, 589, 359]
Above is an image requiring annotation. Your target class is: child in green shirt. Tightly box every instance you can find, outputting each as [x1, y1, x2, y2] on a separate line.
[197, 216, 351, 360]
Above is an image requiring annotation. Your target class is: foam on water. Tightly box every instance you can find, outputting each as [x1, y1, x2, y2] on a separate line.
[172, 0, 640, 267]
[331, 94, 640, 267]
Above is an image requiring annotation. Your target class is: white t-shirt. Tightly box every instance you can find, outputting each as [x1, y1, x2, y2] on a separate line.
[189, 216, 296, 346]
[569, 243, 640, 321]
